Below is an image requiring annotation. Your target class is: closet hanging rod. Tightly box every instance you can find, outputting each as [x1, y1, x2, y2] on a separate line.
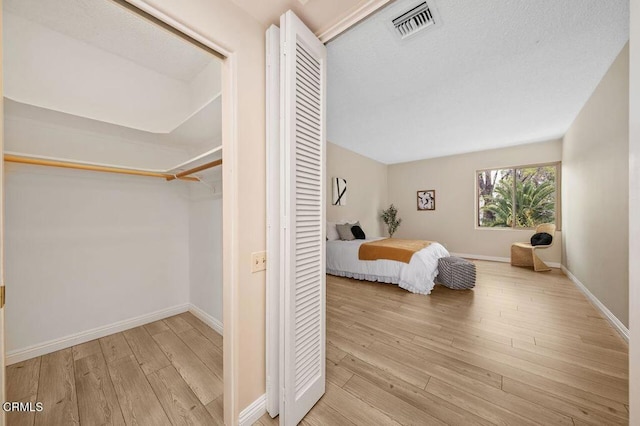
[166, 159, 223, 181]
[4, 154, 199, 182]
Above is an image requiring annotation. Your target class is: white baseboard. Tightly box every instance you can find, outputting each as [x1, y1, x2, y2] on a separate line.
[450, 252, 561, 269]
[239, 394, 266, 426]
[7, 303, 190, 365]
[188, 303, 224, 335]
[561, 265, 629, 342]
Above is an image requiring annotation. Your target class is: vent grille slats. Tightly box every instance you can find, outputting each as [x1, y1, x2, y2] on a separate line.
[392, 1, 436, 39]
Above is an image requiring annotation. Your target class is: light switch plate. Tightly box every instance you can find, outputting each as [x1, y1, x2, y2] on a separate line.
[251, 251, 267, 273]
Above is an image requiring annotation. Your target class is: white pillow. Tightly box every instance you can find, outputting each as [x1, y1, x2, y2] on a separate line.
[327, 222, 340, 241]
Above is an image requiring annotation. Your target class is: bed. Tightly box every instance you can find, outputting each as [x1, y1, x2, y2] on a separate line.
[326, 237, 450, 295]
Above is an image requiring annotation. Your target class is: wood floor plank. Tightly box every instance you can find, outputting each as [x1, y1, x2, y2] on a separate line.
[412, 329, 629, 415]
[373, 339, 504, 389]
[164, 315, 193, 335]
[326, 360, 353, 387]
[450, 335, 628, 402]
[425, 363, 574, 425]
[349, 322, 428, 346]
[123, 326, 171, 375]
[534, 334, 629, 365]
[339, 354, 492, 425]
[319, 382, 401, 426]
[328, 332, 432, 389]
[107, 354, 171, 426]
[426, 378, 539, 426]
[205, 395, 225, 426]
[99, 333, 133, 364]
[35, 349, 80, 426]
[512, 338, 628, 379]
[145, 320, 171, 336]
[326, 341, 347, 364]
[177, 328, 223, 380]
[502, 377, 627, 425]
[153, 329, 223, 405]
[328, 305, 417, 342]
[179, 312, 224, 348]
[300, 400, 356, 426]
[328, 325, 375, 349]
[72, 340, 102, 361]
[7, 357, 41, 426]
[147, 365, 216, 425]
[74, 353, 125, 425]
[342, 374, 447, 425]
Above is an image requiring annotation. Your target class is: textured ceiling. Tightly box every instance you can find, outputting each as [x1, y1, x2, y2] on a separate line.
[4, 0, 214, 82]
[327, 0, 630, 164]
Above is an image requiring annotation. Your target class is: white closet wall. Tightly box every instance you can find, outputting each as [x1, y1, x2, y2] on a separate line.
[3, 106, 202, 361]
[5, 167, 191, 356]
[188, 181, 223, 329]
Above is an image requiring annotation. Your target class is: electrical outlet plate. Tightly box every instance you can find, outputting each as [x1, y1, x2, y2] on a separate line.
[251, 251, 267, 273]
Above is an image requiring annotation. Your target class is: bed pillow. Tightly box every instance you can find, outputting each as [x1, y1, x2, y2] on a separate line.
[351, 225, 366, 240]
[336, 221, 360, 241]
[327, 222, 340, 241]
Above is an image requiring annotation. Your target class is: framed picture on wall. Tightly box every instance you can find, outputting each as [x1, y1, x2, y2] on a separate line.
[417, 190, 435, 211]
[332, 177, 347, 206]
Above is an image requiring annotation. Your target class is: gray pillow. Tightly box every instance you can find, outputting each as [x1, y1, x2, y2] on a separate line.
[336, 221, 360, 241]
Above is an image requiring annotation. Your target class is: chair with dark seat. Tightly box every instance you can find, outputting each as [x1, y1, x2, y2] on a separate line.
[510, 223, 556, 272]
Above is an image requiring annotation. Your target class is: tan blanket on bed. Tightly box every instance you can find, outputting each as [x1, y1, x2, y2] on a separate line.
[358, 239, 433, 263]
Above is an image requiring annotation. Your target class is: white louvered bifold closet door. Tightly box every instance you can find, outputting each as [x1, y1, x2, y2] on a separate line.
[280, 10, 326, 426]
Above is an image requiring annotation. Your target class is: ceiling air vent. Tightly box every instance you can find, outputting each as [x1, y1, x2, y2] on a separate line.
[392, 2, 435, 39]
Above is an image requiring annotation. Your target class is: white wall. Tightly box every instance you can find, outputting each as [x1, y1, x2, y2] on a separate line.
[562, 44, 630, 327]
[4, 164, 191, 353]
[190, 60, 223, 115]
[387, 140, 563, 263]
[188, 181, 223, 326]
[326, 142, 388, 237]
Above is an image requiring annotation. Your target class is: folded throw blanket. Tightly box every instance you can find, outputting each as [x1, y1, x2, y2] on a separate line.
[358, 238, 433, 263]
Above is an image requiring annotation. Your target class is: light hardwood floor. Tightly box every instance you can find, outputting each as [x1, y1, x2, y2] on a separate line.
[257, 260, 629, 425]
[6, 312, 224, 426]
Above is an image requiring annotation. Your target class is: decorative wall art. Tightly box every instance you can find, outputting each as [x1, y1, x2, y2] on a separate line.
[332, 177, 347, 206]
[417, 190, 435, 211]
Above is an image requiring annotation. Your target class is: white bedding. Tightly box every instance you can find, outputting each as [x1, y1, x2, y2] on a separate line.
[326, 237, 450, 295]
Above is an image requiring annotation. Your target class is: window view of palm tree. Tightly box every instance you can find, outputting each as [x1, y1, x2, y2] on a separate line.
[477, 164, 558, 228]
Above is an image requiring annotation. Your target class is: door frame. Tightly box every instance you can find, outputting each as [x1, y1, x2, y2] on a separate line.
[117, 1, 240, 424]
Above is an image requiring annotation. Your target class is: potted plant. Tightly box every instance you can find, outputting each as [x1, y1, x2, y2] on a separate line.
[381, 204, 402, 237]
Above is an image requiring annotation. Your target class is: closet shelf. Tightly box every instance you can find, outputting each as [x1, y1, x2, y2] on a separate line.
[4, 153, 222, 182]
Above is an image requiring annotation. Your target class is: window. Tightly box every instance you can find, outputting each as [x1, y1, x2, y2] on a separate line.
[477, 163, 559, 228]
